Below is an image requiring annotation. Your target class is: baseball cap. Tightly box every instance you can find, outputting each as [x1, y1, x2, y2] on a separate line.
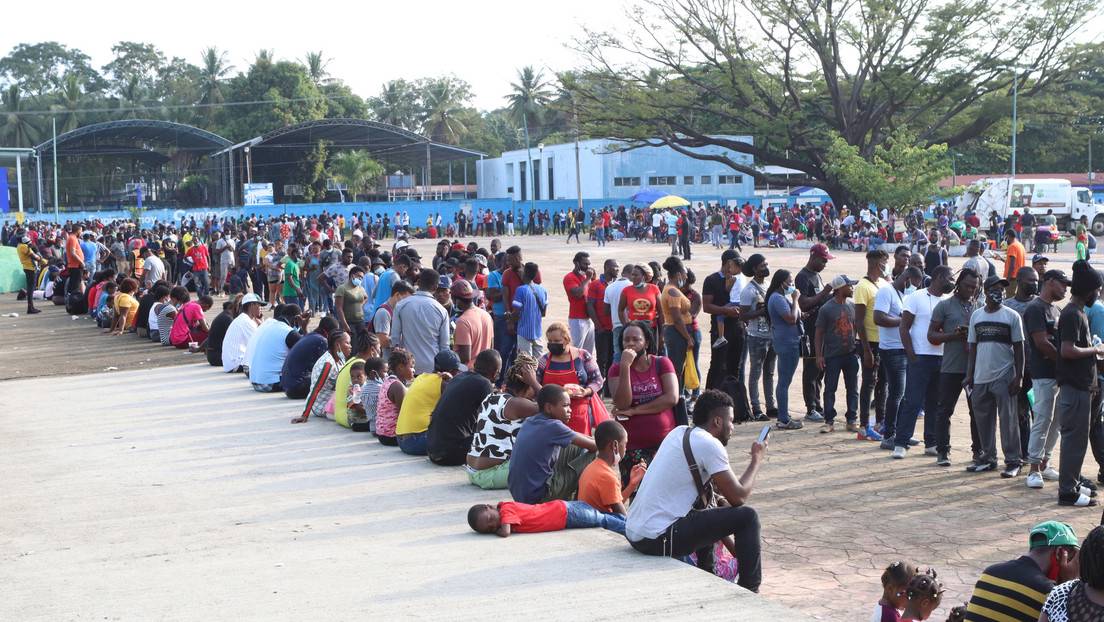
[810, 243, 835, 260]
[474, 254, 488, 267]
[404, 248, 422, 260]
[434, 349, 466, 373]
[450, 279, 474, 299]
[1032, 254, 1050, 264]
[437, 274, 452, 290]
[394, 240, 409, 249]
[241, 293, 263, 306]
[1029, 521, 1078, 549]
[983, 275, 1009, 289]
[830, 274, 857, 291]
[1043, 269, 1071, 285]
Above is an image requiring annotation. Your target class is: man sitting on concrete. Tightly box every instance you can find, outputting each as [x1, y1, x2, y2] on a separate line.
[427, 349, 501, 466]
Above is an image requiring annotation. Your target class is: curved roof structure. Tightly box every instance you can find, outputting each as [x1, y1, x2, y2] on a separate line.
[245, 118, 483, 166]
[35, 119, 232, 157]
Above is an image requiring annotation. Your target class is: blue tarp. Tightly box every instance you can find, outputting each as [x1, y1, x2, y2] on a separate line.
[630, 189, 669, 203]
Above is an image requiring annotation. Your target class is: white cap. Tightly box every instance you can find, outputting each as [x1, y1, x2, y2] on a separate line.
[394, 240, 409, 249]
[241, 293, 263, 306]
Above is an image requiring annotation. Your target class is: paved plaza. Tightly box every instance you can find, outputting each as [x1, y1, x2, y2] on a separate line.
[2, 233, 1102, 620]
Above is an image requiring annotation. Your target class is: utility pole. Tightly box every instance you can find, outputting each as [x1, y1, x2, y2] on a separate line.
[1010, 72, 1018, 179]
[573, 98, 582, 210]
[1090, 134, 1094, 182]
[523, 111, 534, 215]
[52, 116, 59, 222]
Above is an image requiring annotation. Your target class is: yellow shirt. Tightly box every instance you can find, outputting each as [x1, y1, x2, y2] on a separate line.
[395, 373, 443, 435]
[115, 292, 139, 329]
[17, 243, 37, 270]
[853, 276, 885, 343]
[660, 286, 692, 326]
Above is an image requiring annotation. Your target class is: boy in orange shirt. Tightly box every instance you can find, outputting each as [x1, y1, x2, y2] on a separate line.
[578, 420, 647, 515]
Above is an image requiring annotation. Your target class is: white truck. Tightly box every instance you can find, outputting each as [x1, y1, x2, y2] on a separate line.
[954, 177, 1104, 235]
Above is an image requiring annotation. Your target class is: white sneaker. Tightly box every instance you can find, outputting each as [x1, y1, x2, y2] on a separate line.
[892, 446, 907, 459]
[711, 336, 728, 350]
[1026, 472, 1044, 489]
[1041, 467, 1060, 481]
[923, 447, 938, 457]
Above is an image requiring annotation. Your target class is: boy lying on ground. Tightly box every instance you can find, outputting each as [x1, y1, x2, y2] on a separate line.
[467, 499, 625, 537]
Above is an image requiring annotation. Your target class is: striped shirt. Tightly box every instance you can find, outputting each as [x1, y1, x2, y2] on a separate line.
[965, 556, 1053, 622]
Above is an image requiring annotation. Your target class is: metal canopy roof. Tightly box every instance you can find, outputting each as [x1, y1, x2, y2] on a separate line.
[248, 118, 484, 166]
[34, 119, 232, 156]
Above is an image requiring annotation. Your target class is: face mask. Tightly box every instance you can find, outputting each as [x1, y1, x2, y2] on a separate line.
[904, 285, 917, 295]
[351, 277, 363, 287]
[547, 343, 566, 356]
[785, 285, 796, 295]
[373, 267, 383, 275]
[1022, 283, 1038, 297]
[942, 281, 955, 295]
[986, 289, 1004, 305]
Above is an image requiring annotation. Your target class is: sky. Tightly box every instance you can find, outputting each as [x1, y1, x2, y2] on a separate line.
[4, 0, 628, 110]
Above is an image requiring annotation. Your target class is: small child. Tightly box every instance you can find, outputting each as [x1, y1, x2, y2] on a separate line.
[375, 349, 415, 446]
[943, 604, 966, 622]
[467, 499, 625, 537]
[871, 560, 916, 622]
[96, 281, 117, 329]
[712, 262, 747, 350]
[346, 362, 367, 430]
[578, 420, 647, 516]
[901, 569, 944, 622]
[358, 357, 387, 434]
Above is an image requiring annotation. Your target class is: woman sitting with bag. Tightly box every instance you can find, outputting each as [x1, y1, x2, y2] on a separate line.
[536, 322, 606, 435]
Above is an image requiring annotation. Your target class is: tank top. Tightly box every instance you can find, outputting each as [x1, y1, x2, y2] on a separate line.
[468, 392, 521, 460]
[375, 375, 403, 438]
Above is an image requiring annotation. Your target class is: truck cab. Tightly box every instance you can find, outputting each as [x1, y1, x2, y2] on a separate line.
[1070, 187, 1104, 235]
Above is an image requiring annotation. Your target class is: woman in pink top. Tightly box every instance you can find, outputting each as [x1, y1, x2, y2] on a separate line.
[169, 287, 213, 348]
[375, 349, 415, 446]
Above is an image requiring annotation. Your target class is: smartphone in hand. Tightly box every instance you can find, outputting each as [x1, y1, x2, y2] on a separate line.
[757, 424, 771, 445]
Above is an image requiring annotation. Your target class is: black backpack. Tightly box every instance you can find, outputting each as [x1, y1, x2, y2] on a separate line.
[718, 375, 753, 424]
[66, 291, 88, 315]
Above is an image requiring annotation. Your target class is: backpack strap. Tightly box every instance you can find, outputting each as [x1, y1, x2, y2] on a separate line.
[682, 428, 714, 510]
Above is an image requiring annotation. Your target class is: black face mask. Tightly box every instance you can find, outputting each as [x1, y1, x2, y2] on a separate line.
[1021, 283, 1038, 297]
[548, 343, 566, 356]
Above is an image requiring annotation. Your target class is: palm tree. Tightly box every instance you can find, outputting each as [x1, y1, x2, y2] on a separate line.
[1, 85, 41, 148]
[253, 49, 275, 69]
[303, 51, 330, 86]
[51, 73, 83, 133]
[198, 47, 233, 126]
[330, 150, 383, 199]
[117, 76, 145, 119]
[420, 78, 468, 144]
[505, 66, 554, 139]
[372, 80, 420, 130]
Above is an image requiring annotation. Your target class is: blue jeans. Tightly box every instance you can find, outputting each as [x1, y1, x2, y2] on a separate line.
[398, 432, 428, 456]
[880, 349, 907, 439]
[494, 314, 515, 382]
[663, 326, 689, 393]
[745, 335, 776, 413]
[894, 354, 941, 449]
[283, 295, 301, 310]
[193, 269, 210, 296]
[823, 352, 860, 425]
[612, 325, 625, 363]
[773, 342, 800, 423]
[565, 501, 626, 534]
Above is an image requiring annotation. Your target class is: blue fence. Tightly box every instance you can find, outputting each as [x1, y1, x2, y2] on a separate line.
[2, 193, 829, 227]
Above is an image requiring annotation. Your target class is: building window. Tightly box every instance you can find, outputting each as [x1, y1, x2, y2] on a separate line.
[519, 161, 527, 202]
[700, 175, 712, 185]
[648, 176, 676, 186]
[613, 176, 641, 187]
[547, 159, 554, 199]
[683, 176, 694, 185]
[719, 174, 743, 184]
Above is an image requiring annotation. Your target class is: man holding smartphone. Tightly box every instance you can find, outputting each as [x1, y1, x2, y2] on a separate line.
[927, 268, 981, 468]
[625, 389, 766, 593]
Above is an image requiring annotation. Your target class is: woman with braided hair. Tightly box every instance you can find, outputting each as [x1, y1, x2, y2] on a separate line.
[465, 352, 543, 490]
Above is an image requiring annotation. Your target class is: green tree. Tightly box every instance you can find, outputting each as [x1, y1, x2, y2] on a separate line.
[1, 85, 41, 147]
[154, 57, 202, 125]
[370, 79, 421, 130]
[566, 0, 1094, 208]
[419, 76, 470, 143]
[321, 81, 369, 119]
[218, 59, 324, 141]
[506, 66, 553, 142]
[198, 47, 233, 127]
[0, 42, 103, 97]
[51, 73, 83, 133]
[825, 131, 952, 214]
[302, 51, 330, 86]
[101, 41, 165, 98]
[330, 150, 384, 199]
[298, 140, 329, 201]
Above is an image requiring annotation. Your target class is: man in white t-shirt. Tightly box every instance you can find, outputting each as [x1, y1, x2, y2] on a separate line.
[626, 389, 765, 593]
[873, 266, 923, 449]
[603, 264, 635, 363]
[892, 265, 955, 458]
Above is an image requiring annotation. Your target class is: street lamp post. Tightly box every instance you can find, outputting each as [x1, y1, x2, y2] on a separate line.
[538, 142, 545, 202]
[951, 152, 963, 187]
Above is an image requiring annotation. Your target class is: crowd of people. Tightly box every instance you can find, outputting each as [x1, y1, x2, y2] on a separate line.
[6, 202, 1104, 617]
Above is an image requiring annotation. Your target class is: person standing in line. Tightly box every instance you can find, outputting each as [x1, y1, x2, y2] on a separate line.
[739, 254, 775, 421]
[795, 243, 835, 423]
[702, 251, 745, 390]
[891, 265, 954, 459]
[563, 252, 595, 356]
[766, 270, 803, 429]
[1004, 266, 1040, 466]
[1055, 261, 1104, 507]
[512, 262, 549, 358]
[927, 268, 981, 468]
[964, 275, 1025, 477]
[815, 275, 860, 434]
[1023, 270, 1070, 489]
[603, 263, 634, 364]
[587, 259, 618, 393]
[17, 235, 45, 314]
[1004, 228, 1026, 299]
[390, 268, 451, 376]
[853, 249, 888, 441]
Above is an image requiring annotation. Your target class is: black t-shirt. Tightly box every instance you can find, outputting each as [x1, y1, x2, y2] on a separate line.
[136, 291, 158, 331]
[1022, 298, 1059, 379]
[204, 311, 235, 367]
[426, 371, 494, 461]
[795, 267, 824, 338]
[702, 270, 734, 334]
[280, 332, 327, 392]
[1056, 303, 1097, 391]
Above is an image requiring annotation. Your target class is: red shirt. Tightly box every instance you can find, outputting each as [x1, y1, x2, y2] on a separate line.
[563, 271, 589, 319]
[187, 244, 210, 271]
[623, 284, 660, 325]
[602, 212, 612, 227]
[498, 500, 567, 533]
[502, 266, 541, 311]
[587, 279, 612, 331]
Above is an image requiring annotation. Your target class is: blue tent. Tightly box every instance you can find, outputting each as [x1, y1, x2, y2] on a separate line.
[631, 188, 669, 203]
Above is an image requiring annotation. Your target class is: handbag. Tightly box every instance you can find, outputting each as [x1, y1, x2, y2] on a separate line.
[683, 356, 700, 391]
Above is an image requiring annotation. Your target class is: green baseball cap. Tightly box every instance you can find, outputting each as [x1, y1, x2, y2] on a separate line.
[1029, 521, 1079, 549]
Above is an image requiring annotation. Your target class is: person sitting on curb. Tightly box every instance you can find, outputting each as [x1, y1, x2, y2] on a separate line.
[507, 384, 596, 504]
[466, 498, 625, 537]
[395, 350, 464, 456]
[465, 353, 542, 490]
[577, 419, 647, 516]
[427, 349, 502, 466]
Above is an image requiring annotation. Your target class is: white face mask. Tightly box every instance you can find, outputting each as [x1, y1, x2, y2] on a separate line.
[904, 285, 917, 295]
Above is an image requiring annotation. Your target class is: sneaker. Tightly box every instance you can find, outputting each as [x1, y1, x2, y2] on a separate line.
[860, 426, 883, 442]
[892, 446, 907, 459]
[923, 447, 938, 457]
[907, 438, 920, 447]
[1000, 464, 1022, 479]
[751, 412, 769, 422]
[845, 422, 861, 433]
[805, 411, 825, 423]
[1058, 491, 1098, 507]
[879, 439, 895, 450]
[966, 461, 998, 473]
[1026, 472, 1044, 489]
[1042, 467, 1060, 481]
[1081, 485, 1098, 498]
[820, 424, 835, 434]
[936, 452, 951, 467]
[711, 336, 728, 350]
[765, 408, 779, 419]
[776, 419, 804, 430]
[27, 308, 41, 314]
